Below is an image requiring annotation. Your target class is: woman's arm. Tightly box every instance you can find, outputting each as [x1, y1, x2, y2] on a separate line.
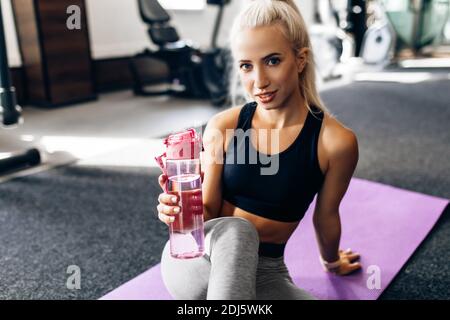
[313, 126, 361, 275]
[201, 107, 241, 221]
[201, 115, 225, 221]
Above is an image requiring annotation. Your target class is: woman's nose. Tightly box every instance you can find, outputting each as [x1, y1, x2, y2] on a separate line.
[254, 68, 270, 89]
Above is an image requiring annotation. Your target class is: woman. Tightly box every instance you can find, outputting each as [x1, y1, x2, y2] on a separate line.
[156, 0, 361, 300]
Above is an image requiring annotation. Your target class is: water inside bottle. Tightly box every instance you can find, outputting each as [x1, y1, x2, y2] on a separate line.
[167, 174, 204, 259]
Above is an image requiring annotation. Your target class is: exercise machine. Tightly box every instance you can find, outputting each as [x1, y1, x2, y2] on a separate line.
[384, 0, 450, 54]
[130, 0, 208, 98]
[200, 0, 233, 107]
[129, 0, 232, 106]
[360, 0, 396, 65]
[310, 0, 355, 81]
[0, 2, 41, 175]
[360, 0, 450, 65]
[345, 0, 368, 57]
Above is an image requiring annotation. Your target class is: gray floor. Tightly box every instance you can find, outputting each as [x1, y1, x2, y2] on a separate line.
[0, 60, 449, 299]
[11, 93, 223, 139]
[322, 75, 450, 199]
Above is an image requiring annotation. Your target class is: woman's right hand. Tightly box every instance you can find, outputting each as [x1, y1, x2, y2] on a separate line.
[328, 249, 362, 276]
[157, 174, 180, 225]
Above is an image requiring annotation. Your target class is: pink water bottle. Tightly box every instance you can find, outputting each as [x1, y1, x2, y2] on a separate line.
[155, 128, 205, 259]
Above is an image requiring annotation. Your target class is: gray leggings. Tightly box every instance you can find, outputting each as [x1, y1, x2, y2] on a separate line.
[161, 217, 316, 300]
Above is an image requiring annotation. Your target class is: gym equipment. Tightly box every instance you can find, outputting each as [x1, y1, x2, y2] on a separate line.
[360, 22, 394, 65]
[200, 0, 233, 107]
[0, 2, 41, 175]
[360, 1, 396, 65]
[0, 149, 41, 174]
[129, 0, 208, 98]
[101, 178, 448, 300]
[345, 0, 368, 57]
[360, 0, 450, 65]
[129, 0, 232, 106]
[382, 0, 450, 53]
[310, 0, 355, 81]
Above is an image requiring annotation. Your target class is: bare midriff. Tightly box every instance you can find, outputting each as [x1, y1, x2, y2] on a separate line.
[220, 199, 300, 244]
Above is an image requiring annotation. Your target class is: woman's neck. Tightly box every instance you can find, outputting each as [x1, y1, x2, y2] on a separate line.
[255, 89, 308, 129]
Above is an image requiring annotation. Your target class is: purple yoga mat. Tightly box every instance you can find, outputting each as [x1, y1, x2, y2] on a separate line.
[101, 178, 448, 300]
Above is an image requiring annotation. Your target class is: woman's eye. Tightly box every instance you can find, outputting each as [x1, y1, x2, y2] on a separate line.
[239, 63, 252, 71]
[267, 57, 280, 66]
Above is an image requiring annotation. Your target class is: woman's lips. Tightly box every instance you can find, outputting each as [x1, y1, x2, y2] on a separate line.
[256, 91, 277, 103]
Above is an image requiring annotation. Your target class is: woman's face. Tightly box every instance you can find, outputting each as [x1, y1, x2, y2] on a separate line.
[232, 24, 307, 110]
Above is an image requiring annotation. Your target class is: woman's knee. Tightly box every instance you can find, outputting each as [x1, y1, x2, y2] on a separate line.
[160, 241, 174, 292]
[229, 217, 259, 238]
[210, 217, 259, 249]
[161, 241, 209, 300]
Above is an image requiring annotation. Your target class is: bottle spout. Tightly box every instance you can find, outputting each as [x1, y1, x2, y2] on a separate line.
[154, 152, 167, 175]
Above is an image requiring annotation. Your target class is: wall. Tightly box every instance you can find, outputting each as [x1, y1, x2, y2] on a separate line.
[4, 0, 313, 65]
[2, 0, 21, 66]
[86, 0, 313, 59]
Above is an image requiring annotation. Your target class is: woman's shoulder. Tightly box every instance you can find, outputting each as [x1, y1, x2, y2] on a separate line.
[205, 104, 245, 133]
[202, 105, 245, 151]
[320, 112, 358, 162]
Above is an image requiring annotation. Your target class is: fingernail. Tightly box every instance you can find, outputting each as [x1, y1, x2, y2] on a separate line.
[171, 196, 177, 203]
[173, 207, 180, 213]
[169, 217, 175, 222]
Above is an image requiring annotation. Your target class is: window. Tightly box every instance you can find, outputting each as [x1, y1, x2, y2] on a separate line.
[159, 0, 206, 10]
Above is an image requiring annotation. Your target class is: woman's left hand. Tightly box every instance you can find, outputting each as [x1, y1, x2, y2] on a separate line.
[329, 248, 361, 276]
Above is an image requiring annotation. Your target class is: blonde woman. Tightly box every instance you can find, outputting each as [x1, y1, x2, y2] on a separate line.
[157, 0, 361, 300]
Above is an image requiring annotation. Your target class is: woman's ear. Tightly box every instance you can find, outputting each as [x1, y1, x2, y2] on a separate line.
[296, 47, 309, 73]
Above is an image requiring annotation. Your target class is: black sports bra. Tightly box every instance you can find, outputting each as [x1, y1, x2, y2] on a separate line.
[222, 101, 325, 223]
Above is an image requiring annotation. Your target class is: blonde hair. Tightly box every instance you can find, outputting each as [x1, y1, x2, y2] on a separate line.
[229, 0, 329, 115]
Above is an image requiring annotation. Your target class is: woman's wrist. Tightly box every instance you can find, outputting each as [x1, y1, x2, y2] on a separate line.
[319, 255, 341, 272]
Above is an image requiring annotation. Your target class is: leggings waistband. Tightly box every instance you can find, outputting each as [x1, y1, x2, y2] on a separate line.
[258, 242, 286, 258]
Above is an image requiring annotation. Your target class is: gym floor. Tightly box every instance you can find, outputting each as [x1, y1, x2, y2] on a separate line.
[0, 60, 449, 299]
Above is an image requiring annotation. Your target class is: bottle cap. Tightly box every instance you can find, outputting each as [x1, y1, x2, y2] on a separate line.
[163, 128, 202, 160]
